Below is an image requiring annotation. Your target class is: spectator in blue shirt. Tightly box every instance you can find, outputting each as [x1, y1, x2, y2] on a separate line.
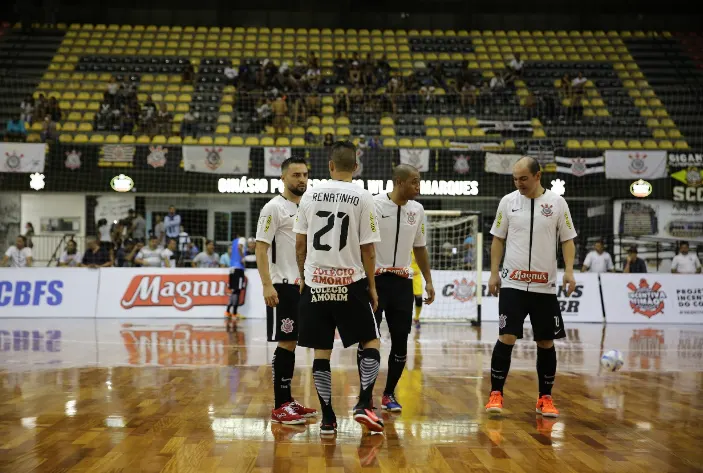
[5, 116, 27, 142]
[219, 246, 232, 267]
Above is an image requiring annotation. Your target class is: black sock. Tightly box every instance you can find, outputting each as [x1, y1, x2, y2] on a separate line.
[384, 350, 407, 395]
[312, 359, 335, 420]
[537, 346, 557, 397]
[272, 346, 295, 408]
[358, 347, 381, 407]
[357, 343, 363, 380]
[490, 340, 514, 394]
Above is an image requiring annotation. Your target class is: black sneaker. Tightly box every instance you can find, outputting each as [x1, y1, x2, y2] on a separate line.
[320, 419, 337, 436]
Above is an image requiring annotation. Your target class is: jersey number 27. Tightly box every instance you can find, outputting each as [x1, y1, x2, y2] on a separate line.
[313, 211, 349, 251]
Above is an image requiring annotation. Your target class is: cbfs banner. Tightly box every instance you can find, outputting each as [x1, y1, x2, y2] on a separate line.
[600, 273, 703, 323]
[96, 268, 266, 319]
[0, 268, 99, 318]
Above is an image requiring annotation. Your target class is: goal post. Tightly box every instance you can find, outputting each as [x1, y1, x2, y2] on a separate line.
[418, 210, 483, 326]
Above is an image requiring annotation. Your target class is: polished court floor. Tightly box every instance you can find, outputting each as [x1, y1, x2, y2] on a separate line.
[1, 317, 702, 472]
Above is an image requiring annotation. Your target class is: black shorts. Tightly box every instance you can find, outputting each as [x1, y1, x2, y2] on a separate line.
[267, 283, 300, 342]
[498, 287, 566, 341]
[229, 268, 245, 292]
[374, 273, 414, 335]
[298, 278, 380, 350]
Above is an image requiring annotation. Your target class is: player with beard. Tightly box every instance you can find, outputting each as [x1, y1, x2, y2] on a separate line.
[256, 156, 318, 425]
[361, 164, 434, 413]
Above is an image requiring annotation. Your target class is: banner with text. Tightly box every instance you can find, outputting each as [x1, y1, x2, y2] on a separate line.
[600, 273, 703, 324]
[0, 143, 46, 173]
[95, 268, 265, 319]
[0, 268, 99, 318]
[183, 146, 250, 174]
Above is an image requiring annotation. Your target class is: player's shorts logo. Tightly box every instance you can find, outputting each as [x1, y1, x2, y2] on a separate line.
[280, 318, 295, 334]
[540, 204, 554, 217]
[498, 314, 507, 329]
[310, 286, 349, 302]
[627, 279, 666, 318]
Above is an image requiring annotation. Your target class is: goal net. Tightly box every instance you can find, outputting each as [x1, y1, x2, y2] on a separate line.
[417, 210, 483, 325]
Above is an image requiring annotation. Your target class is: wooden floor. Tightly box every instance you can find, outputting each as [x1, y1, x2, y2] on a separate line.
[1, 318, 703, 472]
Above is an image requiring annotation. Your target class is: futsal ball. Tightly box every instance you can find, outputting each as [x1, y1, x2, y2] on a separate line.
[600, 350, 624, 372]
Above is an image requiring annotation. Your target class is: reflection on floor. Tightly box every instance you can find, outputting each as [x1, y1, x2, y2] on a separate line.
[1, 318, 702, 472]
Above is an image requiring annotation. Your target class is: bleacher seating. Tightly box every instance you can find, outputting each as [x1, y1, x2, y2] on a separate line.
[2, 24, 702, 150]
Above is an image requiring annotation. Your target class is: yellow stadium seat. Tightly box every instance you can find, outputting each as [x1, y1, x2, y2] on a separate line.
[660, 118, 675, 128]
[321, 106, 335, 115]
[456, 128, 471, 137]
[73, 134, 88, 143]
[424, 117, 438, 126]
[105, 134, 120, 144]
[398, 138, 413, 147]
[581, 140, 596, 149]
[215, 125, 230, 134]
[566, 140, 580, 149]
[62, 122, 77, 132]
[652, 129, 667, 139]
[167, 136, 182, 145]
[383, 138, 397, 147]
[152, 135, 167, 145]
[658, 140, 673, 149]
[674, 140, 689, 150]
[59, 134, 73, 143]
[428, 138, 443, 148]
[441, 128, 456, 138]
[471, 128, 485, 137]
[413, 138, 428, 148]
[290, 137, 305, 147]
[533, 128, 547, 138]
[183, 136, 198, 145]
[275, 137, 290, 146]
[439, 117, 453, 127]
[321, 126, 335, 136]
[260, 137, 275, 146]
[380, 116, 395, 126]
[136, 135, 151, 144]
[381, 127, 395, 137]
[454, 117, 468, 127]
[628, 140, 643, 149]
[642, 140, 658, 149]
[120, 135, 136, 144]
[425, 127, 440, 137]
[335, 116, 350, 126]
[336, 127, 351, 136]
[89, 134, 104, 144]
[668, 129, 682, 139]
[612, 140, 627, 149]
[307, 126, 320, 136]
[214, 136, 228, 146]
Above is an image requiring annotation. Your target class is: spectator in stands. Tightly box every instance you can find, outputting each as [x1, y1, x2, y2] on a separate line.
[180, 111, 198, 138]
[156, 104, 173, 137]
[58, 239, 82, 267]
[135, 235, 164, 267]
[362, 53, 376, 89]
[23, 222, 34, 249]
[571, 72, 587, 101]
[192, 240, 220, 268]
[47, 97, 62, 122]
[40, 115, 58, 143]
[183, 63, 195, 85]
[162, 238, 177, 268]
[114, 238, 138, 267]
[1, 235, 33, 267]
[105, 77, 119, 107]
[559, 73, 572, 99]
[671, 241, 702, 274]
[271, 95, 288, 137]
[20, 95, 34, 124]
[335, 90, 350, 116]
[164, 206, 181, 243]
[243, 238, 257, 269]
[141, 95, 157, 134]
[506, 53, 525, 82]
[131, 211, 147, 243]
[97, 218, 113, 251]
[81, 237, 112, 268]
[153, 215, 165, 248]
[349, 60, 361, 86]
[177, 226, 191, 265]
[305, 91, 321, 118]
[581, 241, 614, 273]
[5, 115, 27, 142]
[34, 94, 48, 121]
[121, 105, 136, 136]
[323, 133, 334, 147]
[219, 245, 232, 268]
[490, 73, 507, 91]
[185, 241, 200, 263]
[623, 246, 647, 273]
[333, 53, 348, 83]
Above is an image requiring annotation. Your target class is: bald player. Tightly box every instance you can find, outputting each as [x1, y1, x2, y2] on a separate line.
[485, 156, 577, 418]
[365, 164, 434, 413]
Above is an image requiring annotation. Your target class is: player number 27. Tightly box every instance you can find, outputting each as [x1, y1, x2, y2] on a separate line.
[313, 211, 349, 252]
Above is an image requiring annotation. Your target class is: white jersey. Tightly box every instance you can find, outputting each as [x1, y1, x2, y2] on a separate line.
[5, 246, 32, 267]
[373, 193, 426, 278]
[671, 252, 701, 274]
[59, 251, 82, 267]
[293, 180, 380, 288]
[136, 247, 163, 267]
[583, 250, 613, 273]
[192, 251, 220, 268]
[161, 248, 176, 267]
[491, 189, 577, 294]
[256, 195, 301, 284]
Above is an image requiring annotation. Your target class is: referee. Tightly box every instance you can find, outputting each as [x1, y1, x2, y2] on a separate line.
[485, 156, 577, 418]
[367, 164, 435, 412]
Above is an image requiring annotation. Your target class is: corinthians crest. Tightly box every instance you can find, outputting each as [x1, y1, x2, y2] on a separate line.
[4, 151, 23, 171]
[204, 147, 223, 170]
[451, 278, 476, 302]
[627, 279, 666, 318]
[406, 211, 416, 225]
[453, 154, 470, 174]
[628, 152, 649, 175]
[147, 146, 168, 168]
[64, 149, 81, 169]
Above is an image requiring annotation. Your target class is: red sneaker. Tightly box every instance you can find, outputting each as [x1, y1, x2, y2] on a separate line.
[288, 399, 318, 418]
[271, 403, 305, 425]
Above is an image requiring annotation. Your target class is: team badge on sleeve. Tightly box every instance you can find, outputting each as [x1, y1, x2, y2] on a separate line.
[369, 212, 377, 232]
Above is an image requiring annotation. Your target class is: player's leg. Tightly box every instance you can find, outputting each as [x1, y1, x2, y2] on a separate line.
[336, 280, 384, 433]
[486, 288, 528, 414]
[530, 293, 566, 418]
[298, 285, 338, 435]
[269, 285, 317, 421]
[358, 276, 389, 403]
[381, 278, 413, 412]
[412, 274, 423, 327]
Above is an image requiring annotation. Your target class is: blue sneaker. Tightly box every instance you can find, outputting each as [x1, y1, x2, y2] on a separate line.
[381, 393, 402, 412]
